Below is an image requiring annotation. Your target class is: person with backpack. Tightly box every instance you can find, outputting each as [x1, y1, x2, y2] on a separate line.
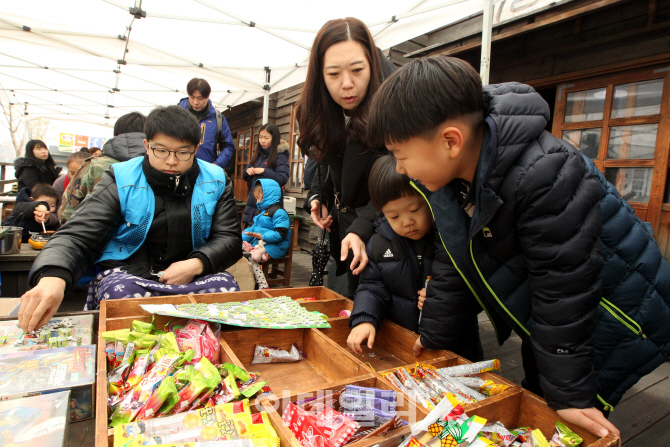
[178, 78, 235, 176]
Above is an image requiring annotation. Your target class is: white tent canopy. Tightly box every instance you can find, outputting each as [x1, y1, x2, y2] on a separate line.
[0, 0, 486, 127]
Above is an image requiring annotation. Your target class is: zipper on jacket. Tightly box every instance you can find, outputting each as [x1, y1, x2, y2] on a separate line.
[469, 240, 531, 337]
[411, 182, 502, 346]
[174, 175, 181, 193]
[599, 298, 646, 338]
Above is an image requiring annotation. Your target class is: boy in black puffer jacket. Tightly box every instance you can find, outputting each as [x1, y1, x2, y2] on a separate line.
[347, 155, 483, 361]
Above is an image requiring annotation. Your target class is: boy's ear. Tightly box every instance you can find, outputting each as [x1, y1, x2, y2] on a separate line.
[437, 125, 465, 160]
[143, 139, 150, 152]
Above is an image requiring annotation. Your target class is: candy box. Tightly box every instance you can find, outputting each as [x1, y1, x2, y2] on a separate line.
[0, 390, 70, 446]
[0, 345, 96, 421]
[0, 314, 93, 354]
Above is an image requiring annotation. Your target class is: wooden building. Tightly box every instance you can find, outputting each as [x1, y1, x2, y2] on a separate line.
[391, 0, 670, 258]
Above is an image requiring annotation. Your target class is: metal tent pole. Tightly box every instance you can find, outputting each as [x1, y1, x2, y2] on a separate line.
[480, 0, 494, 85]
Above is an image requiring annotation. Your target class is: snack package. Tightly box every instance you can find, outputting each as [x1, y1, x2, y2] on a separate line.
[437, 359, 501, 377]
[110, 353, 180, 426]
[252, 343, 305, 364]
[136, 375, 178, 421]
[339, 392, 396, 413]
[102, 328, 130, 370]
[283, 402, 359, 447]
[124, 350, 150, 393]
[481, 421, 517, 447]
[480, 380, 511, 397]
[344, 385, 396, 402]
[114, 400, 279, 447]
[550, 421, 583, 447]
[132, 318, 156, 334]
[511, 427, 533, 443]
[174, 319, 221, 365]
[528, 429, 550, 447]
[168, 358, 222, 415]
[225, 362, 251, 382]
[237, 372, 268, 398]
[470, 437, 495, 447]
[446, 376, 485, 388]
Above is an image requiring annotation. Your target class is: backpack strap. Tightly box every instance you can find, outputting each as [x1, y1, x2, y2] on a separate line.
[216, 110, 222, 137]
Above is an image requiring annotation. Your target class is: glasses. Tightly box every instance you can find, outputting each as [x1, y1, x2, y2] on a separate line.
[148, 144, 195, 161]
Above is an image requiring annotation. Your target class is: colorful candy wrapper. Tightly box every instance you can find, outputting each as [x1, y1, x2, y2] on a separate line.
[168, 357, 221, 415]
[448, 376, 485, 388]
[174, 319, 221, 365]
[511, 427, 532, 443]
[470, 437, 495, 447]
[252, 342, 305, 364]
[153, 331, 180, 363]
[437, 359, 500, 377]
[174, 365, 196, 389]
[225, 362, 251, 382]
[550, 421, 583, 447]
[441, 375, 486, 402]
[135, 375, 178, 420]
[101, 328, 130, 369]
[528, 429, 550, 447]
[110, 352, 180, 426]
[427, 405, 466, 437]
[340, 393, 396, 413]
[344, 385, 396, 402]
[129, 331, 158, 350]
[237, 372, 268, 398]
[481, 421, 517, 447]
[114, 340, 127, 368]
[480, 380, 511, 397]
[132, 318, 156, 334]
[123, 350, 151, 393]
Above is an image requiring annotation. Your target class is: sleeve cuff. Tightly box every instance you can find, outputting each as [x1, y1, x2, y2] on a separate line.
[33, 267, 73, 292]
[349, 313, 381, 331]
[190, 252, 213, 276]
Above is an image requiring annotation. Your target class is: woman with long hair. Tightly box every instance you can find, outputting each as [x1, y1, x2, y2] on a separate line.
[297, 17, 395, 296]
[241, 123, 289, 225]
[14, 140, 61, 190]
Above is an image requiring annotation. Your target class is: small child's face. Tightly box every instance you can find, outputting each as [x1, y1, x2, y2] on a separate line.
[253, 187, 263, 203]
[35, 195, 56, 212]
[382, 195, 433, 241]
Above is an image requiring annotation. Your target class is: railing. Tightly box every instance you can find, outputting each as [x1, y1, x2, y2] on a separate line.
[0, 162, 17, 195]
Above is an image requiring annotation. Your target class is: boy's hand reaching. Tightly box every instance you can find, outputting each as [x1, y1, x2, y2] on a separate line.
[34, 204, 50, 224]
[418, 288, 426, 310]
[19, 277, 66, 332]
[556, 407, 620, 441]
[347, 323, 376, 354]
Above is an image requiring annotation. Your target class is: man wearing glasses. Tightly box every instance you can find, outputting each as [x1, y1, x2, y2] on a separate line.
[18, 106, 243, 332]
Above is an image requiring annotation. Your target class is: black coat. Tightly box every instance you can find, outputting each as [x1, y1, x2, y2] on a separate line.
[303, 50, 397, 276]
[241, 140, 289, 225]
[419, 82, 670, 411]
[1, 187, 60, 242]
[350, 218, 434, 332]
[28, 159, 242, 291]
[14, 157, 60, 190]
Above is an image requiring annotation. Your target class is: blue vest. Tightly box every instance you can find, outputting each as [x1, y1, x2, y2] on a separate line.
[97, 157, 226, 263]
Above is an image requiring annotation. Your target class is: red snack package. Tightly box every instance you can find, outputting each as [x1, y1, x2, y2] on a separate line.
[317, 406, 359, 447]
[174, 319, 221, 365]
[283, 402, 359, 447]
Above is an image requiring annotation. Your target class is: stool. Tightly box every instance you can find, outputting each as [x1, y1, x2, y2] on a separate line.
[261, 243, 293, 287]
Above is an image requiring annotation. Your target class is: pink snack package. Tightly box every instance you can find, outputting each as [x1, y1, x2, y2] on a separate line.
[174, 319, 221, 365]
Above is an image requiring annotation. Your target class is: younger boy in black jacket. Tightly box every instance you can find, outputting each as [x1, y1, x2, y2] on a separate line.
[367, 56, 670, 439]
[347, 155, 483, 362]
[2, 183, 60, 242]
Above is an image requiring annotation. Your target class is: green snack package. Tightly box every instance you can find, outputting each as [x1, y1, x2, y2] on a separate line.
[135, 376, 178, 420]
[176, 348, 195, 368]
[224, 362, 250, 382]
[129, 332, 158, 350]
[132, 319, 156, 334]
[241, 379, 268, 398]
[173, 365, 195, 389]
[530, 429, 551, 447]
[224, 373, 240, 399]
[551, 421, 583, 446]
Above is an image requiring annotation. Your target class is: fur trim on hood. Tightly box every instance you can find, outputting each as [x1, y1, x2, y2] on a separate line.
[277, 139, 289, 153]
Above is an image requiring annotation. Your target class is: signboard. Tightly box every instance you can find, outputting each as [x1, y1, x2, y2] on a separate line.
[75, 135, 89, 147]
[89, 136, 103, 148]
[59, 133, 74, 152]
[494, 0, 573, 25]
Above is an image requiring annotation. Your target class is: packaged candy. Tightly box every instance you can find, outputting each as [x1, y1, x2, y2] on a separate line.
[174, 319, 221, 365]
[480, 380, 511, 397]
[252, 342, 305, 364]
[528, 429, 550, 447]
[237, 372, 268, 398]
[470, 437, 495, 447]
[339, 392, 396, 413]
[282, 402, 359, 447]
[132, 318, 156, 334]
[168, 358, 221, 415]
[174, 365, 196, 389]
[129, 332, 158, 350]
[511, 427, 533, 443]
[124, 350, 150, 393]
[115, 340, 129, 368]
[110, 353, 180, 426]
[102, 328, 130, 370]
[225, 362, 251, 382]
[344, 384, 396, 402]
[481, 421, 517, 447]
[447, 376, 485, 388]
[437, 359, 500, 377]
[550, 421, 583, 447]
[136, 375, 178, 421]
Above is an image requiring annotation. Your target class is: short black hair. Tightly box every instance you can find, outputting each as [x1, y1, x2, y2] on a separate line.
[67, 151, 89, 164]
[31, 183, 59, 202]
[368, 57, 484, 147]
[187, 78, 211, 98]
[144, 105, 201, 147]
[114, 112, 146, 136]
[368, 154, 419, 212]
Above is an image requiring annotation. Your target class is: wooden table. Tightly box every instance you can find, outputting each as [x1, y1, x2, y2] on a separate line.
[0, 244, 39, 297]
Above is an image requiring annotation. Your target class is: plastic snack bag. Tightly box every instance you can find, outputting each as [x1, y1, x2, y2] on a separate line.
[550, 421, 583, 447]
[252, 343, 305, 364]
[174, 319, 221, 365]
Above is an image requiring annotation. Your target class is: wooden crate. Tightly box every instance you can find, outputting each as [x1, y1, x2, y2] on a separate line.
[95, 287, 618, 447]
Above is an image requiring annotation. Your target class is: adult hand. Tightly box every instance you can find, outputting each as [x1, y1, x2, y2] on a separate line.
[254, 168, 265, 174]
[34, 204, 49, 223]
[347, 322, 376, 354]
[556, 407, 620, 441]
[246, 167, 255, 176]
[18, 277, 66, 332]
[310, 200, 332, 232]
[418, 288, 426, 310]
[160, 258, 204, 285]
[341, 233, 368, 275]
[413, 335, 424, 356]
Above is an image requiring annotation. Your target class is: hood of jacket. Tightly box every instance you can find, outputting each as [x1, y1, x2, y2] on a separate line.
[16, 187, 32, 203]
[277, 139, 289, 153]
[13, 157, 50, 178]
[101, 132, 147, 162]
[255, 178, 282, 210]
[178, 97, 216, 122]
[373, 217, 398, 242]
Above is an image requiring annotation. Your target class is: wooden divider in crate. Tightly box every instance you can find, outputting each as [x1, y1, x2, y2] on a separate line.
[258, 375, 428, 447]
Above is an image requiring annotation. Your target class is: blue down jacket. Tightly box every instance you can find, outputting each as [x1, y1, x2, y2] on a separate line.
[417, 82, 670, 411]
[178, 98, 235, 168]
[242, 178, 291, 259]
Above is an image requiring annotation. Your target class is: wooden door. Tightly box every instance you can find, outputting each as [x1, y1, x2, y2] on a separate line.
[234, 128, 253, 202]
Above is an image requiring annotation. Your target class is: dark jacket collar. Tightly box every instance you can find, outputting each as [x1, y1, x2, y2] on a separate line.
[101, 132, 147, 161]
[16, 187, 32, 203]
[141, 155, 200, 198]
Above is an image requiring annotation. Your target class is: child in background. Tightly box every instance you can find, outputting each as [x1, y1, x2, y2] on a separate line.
[52, 151, 88, 210]
[242, 179, 291, 289]
[347, 155, 483, 361]
[2, 183, 60, 242]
